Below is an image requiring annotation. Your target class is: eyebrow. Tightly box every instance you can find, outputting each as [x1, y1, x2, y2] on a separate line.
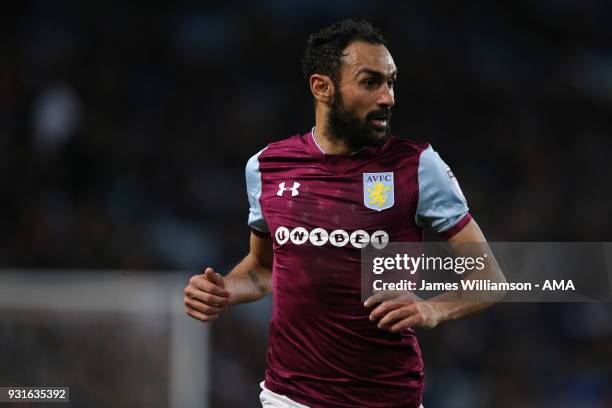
[356, 68, 398, 78]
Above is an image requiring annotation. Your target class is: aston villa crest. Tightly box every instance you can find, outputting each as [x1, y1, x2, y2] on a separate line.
[363, 172, 394, 211]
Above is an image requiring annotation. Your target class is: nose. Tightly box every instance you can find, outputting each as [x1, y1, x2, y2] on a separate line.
[377, 84, 395, 108]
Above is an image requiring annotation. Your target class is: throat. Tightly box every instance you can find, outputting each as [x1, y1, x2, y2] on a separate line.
[312, 127, 362, 155]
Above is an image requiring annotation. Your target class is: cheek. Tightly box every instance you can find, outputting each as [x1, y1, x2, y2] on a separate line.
[341, 88, 375, 116]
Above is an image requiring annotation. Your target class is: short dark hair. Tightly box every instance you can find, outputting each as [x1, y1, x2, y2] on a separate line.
[301, 19, 388, 86]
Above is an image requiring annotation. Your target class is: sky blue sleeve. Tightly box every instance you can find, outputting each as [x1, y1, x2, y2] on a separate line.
[415, 145, 469, 233]
[245, 148, 269, 233]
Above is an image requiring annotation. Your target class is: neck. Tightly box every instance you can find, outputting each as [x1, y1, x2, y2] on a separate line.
[313, 112, 356, 155]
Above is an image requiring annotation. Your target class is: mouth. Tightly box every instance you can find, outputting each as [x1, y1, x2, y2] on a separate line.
[370, 118, 388, 128]
[368, 113, 390, 130]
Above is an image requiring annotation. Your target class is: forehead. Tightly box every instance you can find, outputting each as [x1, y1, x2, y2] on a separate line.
[340, 41, 396, 77]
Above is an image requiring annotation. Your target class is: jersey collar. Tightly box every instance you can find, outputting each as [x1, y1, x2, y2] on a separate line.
[310, 126, 367, 157]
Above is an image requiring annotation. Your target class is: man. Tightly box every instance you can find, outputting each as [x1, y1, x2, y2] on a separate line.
[184, 19, 501, 408]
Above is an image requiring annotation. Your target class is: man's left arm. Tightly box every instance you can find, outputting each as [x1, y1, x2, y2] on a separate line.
[366, 143, 506, 332]
[366, 218, 505, 332]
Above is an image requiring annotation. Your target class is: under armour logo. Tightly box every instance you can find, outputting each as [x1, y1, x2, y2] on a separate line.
[277, 181, 301, 197]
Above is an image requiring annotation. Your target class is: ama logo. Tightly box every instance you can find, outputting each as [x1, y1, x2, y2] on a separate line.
[363, 172, 394, 211]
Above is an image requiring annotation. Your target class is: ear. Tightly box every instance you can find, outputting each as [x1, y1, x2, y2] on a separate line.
[309, 74, 335, 104]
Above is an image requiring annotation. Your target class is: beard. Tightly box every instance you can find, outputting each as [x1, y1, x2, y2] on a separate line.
[326, 90, 392, 150]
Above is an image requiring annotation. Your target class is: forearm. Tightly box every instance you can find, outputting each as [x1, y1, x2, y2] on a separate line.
[429, 242, 506, 323]
[225, 253, 272, 305]
[425, 294, 496, 324]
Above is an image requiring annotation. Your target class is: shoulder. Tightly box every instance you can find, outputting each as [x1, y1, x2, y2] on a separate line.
[247, 133, 316, 172]
[387, 135, 430, 151]
[247, 133, 308, 161]
[417, 144, 457, 176]
[246, 133, 304, 163]
[259, 133, 310, 159]
[380, 136, 431, 158]
[373, 136, 430, 167]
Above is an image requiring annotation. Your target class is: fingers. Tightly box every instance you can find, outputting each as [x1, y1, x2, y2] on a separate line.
[185, 286, 229, 307]
[185, 306, 219, 323]
[364, 290, 399, 308]
[190, 273, 229, 298]
[364, 290, 416, 308]
[389, 315, 423, 333]
[183, 268, 230, 323]
[204, 268, 226, 289]
[377, 306, 415, 329]
[368, 301, 422, 333]
[184, 296, 226, 315]
[369, 300, 410, 321]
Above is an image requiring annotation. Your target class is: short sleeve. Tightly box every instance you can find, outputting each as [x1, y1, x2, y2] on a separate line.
[415, 145, 471, 238]
[246, 148, 269, 234]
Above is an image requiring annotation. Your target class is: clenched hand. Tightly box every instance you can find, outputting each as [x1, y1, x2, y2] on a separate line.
[184, 267, 230, 322]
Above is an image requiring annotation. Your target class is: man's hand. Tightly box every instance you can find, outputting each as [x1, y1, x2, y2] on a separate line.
[364, 292, 443, 333]
[184, 267, 230, 323]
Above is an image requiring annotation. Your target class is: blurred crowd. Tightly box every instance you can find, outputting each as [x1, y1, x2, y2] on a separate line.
[1, 1, 611, 407]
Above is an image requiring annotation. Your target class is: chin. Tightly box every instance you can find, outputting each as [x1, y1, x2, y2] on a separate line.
[369, 128, 391, 144]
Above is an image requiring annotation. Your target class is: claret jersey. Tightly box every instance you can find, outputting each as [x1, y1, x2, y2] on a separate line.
[245, 130, 471, 408]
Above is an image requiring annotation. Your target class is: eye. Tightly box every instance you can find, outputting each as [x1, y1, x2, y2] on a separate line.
[387, 79, 395, 89]
[362, 78, 378, 88]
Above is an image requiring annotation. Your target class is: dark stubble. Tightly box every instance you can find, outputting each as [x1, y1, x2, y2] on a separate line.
[326, 89, 392, 151]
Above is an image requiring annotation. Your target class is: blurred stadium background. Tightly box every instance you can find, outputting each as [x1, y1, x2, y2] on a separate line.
[1, 1, 612, 407]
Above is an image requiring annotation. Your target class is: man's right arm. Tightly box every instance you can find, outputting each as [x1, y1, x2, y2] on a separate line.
[184, 231, 273, 323]
[225, 231, 273, 305]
